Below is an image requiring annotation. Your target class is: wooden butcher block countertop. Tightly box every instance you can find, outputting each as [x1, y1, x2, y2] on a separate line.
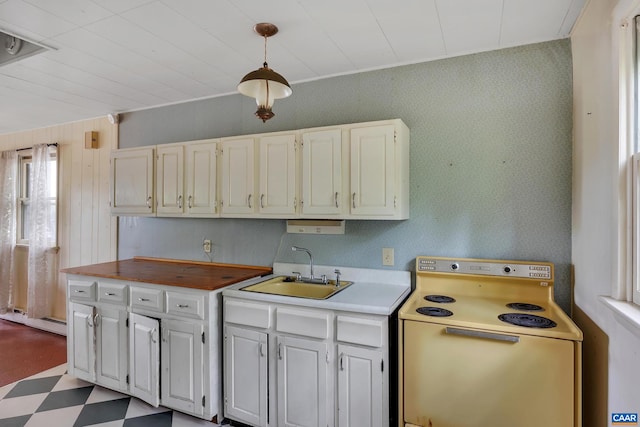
[61, 256, 273, 291]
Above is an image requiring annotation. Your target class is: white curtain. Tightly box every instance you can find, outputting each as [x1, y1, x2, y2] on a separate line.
[27, 144, 57, 319]
[0, 150, 18, 314]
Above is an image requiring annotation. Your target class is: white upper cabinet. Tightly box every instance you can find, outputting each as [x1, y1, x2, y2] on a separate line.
[156, 139, 218, 217]
[185, 140, 218, 216]
[221, 137, 256, 216]
[349, 120, 410, 219]
[110, 147, 155, 216]
[111, 118, 409, 220]
[156, 144, 184, 216]
[258, 133, 297, 217]
[301, 129, 344, 217]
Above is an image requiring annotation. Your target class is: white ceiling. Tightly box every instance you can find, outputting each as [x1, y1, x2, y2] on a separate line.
[0, 0, 586, 135]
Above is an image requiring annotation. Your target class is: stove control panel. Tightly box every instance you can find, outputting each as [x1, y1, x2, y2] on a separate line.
[416, 257, 552, 280]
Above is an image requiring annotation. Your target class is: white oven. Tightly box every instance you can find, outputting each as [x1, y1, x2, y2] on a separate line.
[397, 256, 583, 427]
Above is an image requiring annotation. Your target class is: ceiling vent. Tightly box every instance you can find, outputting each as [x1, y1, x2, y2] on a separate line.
[0, 30, 49, 67]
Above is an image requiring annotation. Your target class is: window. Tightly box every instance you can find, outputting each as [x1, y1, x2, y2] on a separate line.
[16, 148, 57, 245]
[632, 16, 640, 305]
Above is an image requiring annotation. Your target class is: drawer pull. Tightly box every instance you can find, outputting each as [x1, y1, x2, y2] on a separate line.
[259, 343, 265, 357]
[138, 297, 150, 302]
[176, 304, 190, 308]
[335, 192, 339, 208]
[74, 290, 85, 293]
[352, 192, 356, 209]
[339, 352, 345, 371]
[104, 292, 116, 296]
[278, 343, 283, 360]
[150, 328, 157, 343]
[445, 327, 520, 343]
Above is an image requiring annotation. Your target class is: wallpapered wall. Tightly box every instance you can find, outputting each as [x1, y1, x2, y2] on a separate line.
[119, 39, 573, 311]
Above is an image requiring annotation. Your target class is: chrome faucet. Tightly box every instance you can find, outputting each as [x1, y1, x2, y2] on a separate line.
[292, 246, 314, 278]
[291, 246, 328, 284]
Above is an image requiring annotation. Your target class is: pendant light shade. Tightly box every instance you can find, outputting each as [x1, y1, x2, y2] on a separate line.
[238, 23, 292, 122]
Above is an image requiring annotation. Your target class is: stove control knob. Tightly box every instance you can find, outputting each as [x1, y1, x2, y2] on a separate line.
[450, 263, 460, 271]
[503, 266, 513, 274]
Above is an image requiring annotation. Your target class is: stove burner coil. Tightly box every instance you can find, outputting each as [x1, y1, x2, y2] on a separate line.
[424, 295, 456, 303]
[506, 302, 544, 311]
[417, 306, 454, 317]
[498, 313, 557, 328]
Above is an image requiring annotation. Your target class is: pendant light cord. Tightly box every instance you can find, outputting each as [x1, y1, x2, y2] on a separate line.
[263, 34, 268, 68]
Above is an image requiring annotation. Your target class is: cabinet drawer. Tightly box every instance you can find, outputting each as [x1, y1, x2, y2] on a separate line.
[224, 299, 271, 328]
[97, 281, 128, 305]
[276, 307, 330, 339]
[131, 287, 164, 312]
[69, 280, 96, 302]
[166, 292, 205, 320]
[337, 315, 384, 347]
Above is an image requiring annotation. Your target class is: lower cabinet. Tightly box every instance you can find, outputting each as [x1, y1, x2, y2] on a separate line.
[277, 335, 330, 427]
[161, 319, 204, 416]
[224, 325, 268, 426]
[67, 276, 219, 421]
[129, 312, 160, 406]
[337, 344, 384, 427]
[223, 297, 389, 427]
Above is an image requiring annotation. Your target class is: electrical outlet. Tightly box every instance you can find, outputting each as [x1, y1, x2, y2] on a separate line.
[203, 239, 212, 253]
[382, 247, 394, 266]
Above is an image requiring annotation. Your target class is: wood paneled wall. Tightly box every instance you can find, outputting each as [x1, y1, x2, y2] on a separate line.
[0, 117, 117, 321]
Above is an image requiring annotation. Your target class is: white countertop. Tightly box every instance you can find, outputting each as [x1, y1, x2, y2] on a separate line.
[221, 262, 412, 316]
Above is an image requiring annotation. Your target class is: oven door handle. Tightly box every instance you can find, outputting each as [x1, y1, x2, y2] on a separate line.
[445, 327, 520, 343]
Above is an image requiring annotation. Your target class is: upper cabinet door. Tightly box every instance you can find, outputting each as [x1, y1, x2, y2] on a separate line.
[110, 147, 155, 216]
[221, 137, 256, 216]
[350, 124, 396, 217]
[185, 140, 218, 216]
[301, 129, 343, 216]
[259, 134, 297, 216]
[156, 144, 184, 216]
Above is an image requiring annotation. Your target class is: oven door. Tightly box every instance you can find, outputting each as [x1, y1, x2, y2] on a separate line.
[402, 320, 575, 427]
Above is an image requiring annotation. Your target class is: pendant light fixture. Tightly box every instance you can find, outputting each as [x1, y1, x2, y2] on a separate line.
[238, 23, 292, 122]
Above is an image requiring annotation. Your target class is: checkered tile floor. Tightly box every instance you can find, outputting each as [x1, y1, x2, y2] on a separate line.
[0, 365, 220, 427]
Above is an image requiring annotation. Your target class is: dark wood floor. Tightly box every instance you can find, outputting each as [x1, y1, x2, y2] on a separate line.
[0, 319, 67, 387]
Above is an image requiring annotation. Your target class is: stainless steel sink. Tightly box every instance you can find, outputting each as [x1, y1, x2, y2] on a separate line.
[241, 276, 353, 299]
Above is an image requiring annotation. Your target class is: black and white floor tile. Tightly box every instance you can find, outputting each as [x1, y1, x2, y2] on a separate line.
[0, 365, 220, 427]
